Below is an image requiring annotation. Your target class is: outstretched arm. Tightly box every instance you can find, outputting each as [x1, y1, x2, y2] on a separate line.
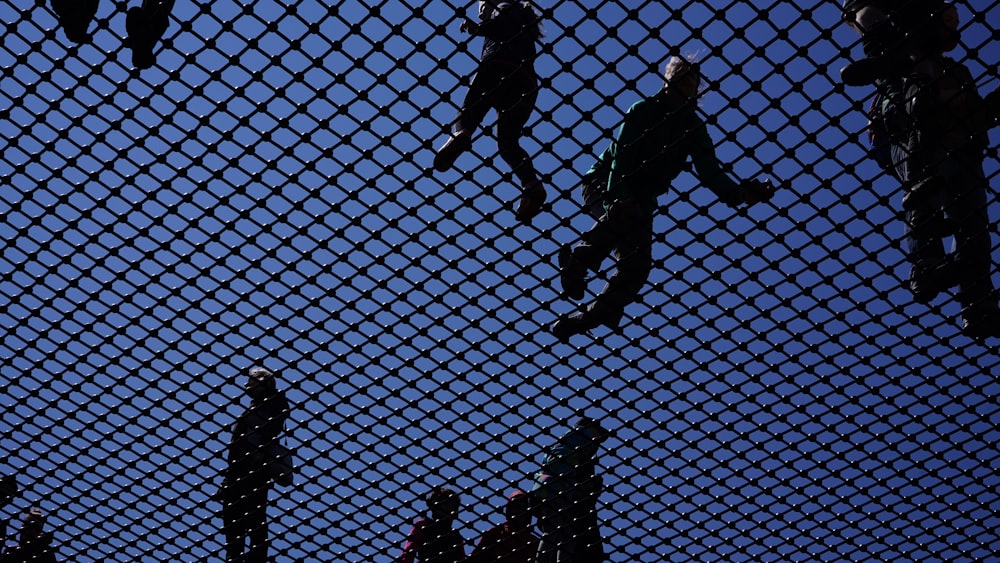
[689, 119, 774, 206]
[986, 85, 1000, 127]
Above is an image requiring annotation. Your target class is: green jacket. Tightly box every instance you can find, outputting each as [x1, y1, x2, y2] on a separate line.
[588, 87, 741, 209]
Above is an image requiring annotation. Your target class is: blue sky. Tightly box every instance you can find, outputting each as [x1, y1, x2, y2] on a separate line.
[1, 0, 999, 561]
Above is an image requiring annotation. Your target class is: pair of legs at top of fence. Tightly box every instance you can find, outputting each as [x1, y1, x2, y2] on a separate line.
[50, 0, 174, 69]
[891, 106, 1000, 337]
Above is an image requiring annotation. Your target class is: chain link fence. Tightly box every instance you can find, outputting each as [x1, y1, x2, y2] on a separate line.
[2, 0, 1000, 561]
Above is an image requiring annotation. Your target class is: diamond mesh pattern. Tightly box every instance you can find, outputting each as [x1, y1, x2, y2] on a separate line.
[2, 0, 1000, 561]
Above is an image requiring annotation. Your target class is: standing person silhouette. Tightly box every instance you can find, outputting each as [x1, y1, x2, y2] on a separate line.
[531, 417, 609, 563]
[221, 367, 290, 563]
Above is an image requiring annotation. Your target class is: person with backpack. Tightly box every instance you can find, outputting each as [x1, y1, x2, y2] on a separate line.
[399, 487, 466, 563]
[433, 1, 546, 224]
[221, 366, 291, 563]
[859, 4, 1000, 335]
[553, 55, 774, 340]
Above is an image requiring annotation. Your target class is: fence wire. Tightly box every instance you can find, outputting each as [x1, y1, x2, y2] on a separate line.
[2, 0, 1000, 561]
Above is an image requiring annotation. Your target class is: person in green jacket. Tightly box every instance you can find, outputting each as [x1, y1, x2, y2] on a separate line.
[553, 55, 774, 340]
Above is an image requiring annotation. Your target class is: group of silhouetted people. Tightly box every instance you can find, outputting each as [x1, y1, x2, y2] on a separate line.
[432, 1, 774, 341]
[16, 0, 1000, 560]
[431, 0, 1000, 338]
[399, 417, 609, 563]
[44, 0, 1000, 337]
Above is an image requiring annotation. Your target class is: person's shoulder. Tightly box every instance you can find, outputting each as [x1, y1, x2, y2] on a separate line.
[271, 390, 290, 408]
[941, 56, 974, 79]
[409, 517, 431, 532]
[480, 523, 506, 539]
[625, 96, 651, 114]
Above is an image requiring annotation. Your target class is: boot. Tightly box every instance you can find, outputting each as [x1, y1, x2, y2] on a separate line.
[125, 0, 173, 69]
[51, 0, 100, 44]
[961, 302, 1000, 338]
[557, 245, 587, 301]
[551, 313, 594, 342]
[433, 132, 472, 172]
[514, 180, 546, 223]
[551, 304, 623, 342]
[909, 257, 955, 304]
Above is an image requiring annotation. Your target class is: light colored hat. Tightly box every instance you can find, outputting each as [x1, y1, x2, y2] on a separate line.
[247, 366, 275, 381]
[23, 507, 45, 525]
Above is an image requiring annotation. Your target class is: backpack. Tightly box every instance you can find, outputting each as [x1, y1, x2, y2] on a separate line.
[867, 90, 894, 173]
[867, 79, 907, 179]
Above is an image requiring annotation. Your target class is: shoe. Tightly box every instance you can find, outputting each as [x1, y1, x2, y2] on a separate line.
[551, 313, 592, 342]
[515, 181, 546, 223]
[433, 133, 472, 172]
[961, 302, 1000, 338]
[551, 303, 626, 342]
[558, 245, 586, 301]
[910, 258, 955, 304]
[52, 0, 100, 44]
[126, 7, 156, 69]
[902, 176, 945, 211]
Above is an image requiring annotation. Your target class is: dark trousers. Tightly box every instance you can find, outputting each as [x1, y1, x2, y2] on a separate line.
[572, 200, 654, 323]
[222, 467, 271, 563]
[535, 500, 603, 563]
[456, 60, 539, 186]
[894, 145, 995, 306]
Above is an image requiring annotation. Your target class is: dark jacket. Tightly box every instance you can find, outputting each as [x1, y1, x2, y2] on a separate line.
[0, 532, 58, 563]
[227, 389, 290, 478]
[594, 87, 740, 210]
[399, 518, 466, 563]
[475, 2, 539, 66]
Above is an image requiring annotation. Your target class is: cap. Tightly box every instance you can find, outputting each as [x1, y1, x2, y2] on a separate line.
[23, 507, 45, 525]
[247, 366, 275, 382]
